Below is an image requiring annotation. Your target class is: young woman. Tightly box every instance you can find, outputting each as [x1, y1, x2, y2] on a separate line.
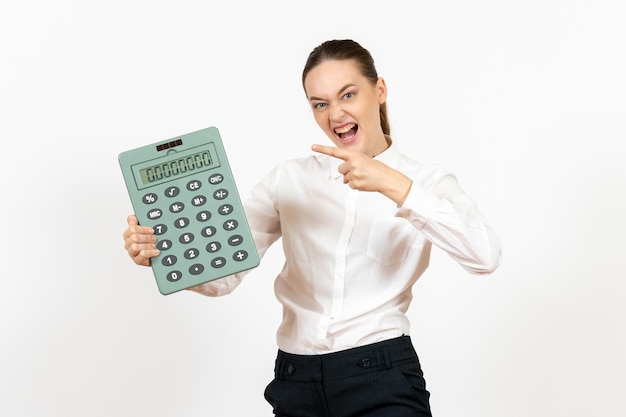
[123, 39, 502, 416]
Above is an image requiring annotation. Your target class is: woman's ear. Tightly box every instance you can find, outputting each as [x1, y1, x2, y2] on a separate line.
[376, 77, 388, 104]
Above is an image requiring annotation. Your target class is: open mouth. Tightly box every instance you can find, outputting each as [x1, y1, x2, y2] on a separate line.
[334, 123, 358, 142]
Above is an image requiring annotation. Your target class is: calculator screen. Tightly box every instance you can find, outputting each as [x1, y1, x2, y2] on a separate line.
[131, 144, 221, 190]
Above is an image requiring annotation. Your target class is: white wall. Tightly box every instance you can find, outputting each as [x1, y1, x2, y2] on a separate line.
[2, 1, 624, 416]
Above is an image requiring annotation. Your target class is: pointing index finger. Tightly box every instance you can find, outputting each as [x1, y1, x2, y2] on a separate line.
[311, 144, 349, 161]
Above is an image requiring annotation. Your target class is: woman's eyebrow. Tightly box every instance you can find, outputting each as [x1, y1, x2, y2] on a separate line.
[308, 84, 357, 102]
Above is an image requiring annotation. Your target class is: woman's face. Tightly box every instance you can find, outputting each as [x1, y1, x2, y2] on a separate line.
[304, 59, 388, 158]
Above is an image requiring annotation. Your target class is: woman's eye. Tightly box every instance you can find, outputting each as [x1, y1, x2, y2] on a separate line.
[314, 102, 327, 109]
[343, 92, 354, 99]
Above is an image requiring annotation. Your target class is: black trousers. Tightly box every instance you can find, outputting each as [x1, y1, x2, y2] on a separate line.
[264, 335, 432, 417]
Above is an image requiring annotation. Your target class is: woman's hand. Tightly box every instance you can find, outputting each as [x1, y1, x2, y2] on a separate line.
[311, 144, 412, 206]
[122, 214, 159, 266]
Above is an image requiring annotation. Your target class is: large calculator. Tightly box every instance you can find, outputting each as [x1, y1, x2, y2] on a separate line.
[118, 126, 260, 295]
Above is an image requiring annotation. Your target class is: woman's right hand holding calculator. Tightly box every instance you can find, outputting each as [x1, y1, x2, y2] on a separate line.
[123, 214, 160, 267]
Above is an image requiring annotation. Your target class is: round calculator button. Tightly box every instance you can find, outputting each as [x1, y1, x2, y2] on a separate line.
[233, 250, 249, 262]
[156, 239, 172, 251]
[166, 270, 183, 282]
[209, 173, 224, 185]
[228, 235, 244, 246]
[201, 226, 217, 237]
[189, 264, 204, 275]
[161, 255, 178, 266]
[153, 224, 168, 235]
[165, 186, 180, 198]
[179, 233, 195, 244]
[196, 211, 212, 222]
[213, 189, 229, 200]
[206, 241, 222, 253]
[218, 204, 234, 215]
[169, 202, 185, 213]
[187, 180, 202, 192]
[147, 209, 163, 220]
[142, 193, 158, 204]
[174, 217, 190, 228]
[191, 195, 207, 207]
[184, 248, 200, 260]
[223, 219, 239, 231]
[211, 257, 227, 268]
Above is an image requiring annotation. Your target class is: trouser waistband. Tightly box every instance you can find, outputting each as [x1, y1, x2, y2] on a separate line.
[274, 335, 418, 382]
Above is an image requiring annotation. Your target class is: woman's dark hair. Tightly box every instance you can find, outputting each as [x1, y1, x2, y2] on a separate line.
[302, 39, 390, 136]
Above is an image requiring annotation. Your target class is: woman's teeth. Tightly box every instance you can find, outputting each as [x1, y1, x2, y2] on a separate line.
[335, 123, 356, 134]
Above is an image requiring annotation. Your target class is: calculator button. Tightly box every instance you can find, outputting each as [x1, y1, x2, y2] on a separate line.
[179, 233, 195, 244]
[206, 241, 222, 253]
[164, 186, 180, 198]
[174, 217, 190, 228]
[156, 239, 172, 251]
[153, 224, 168, 235]
[196, 211, 212, 222]
[218, 204, 233, 215]
[187, 180, 203, 192]
[213, 189, 229, 200]
[191, 195, 207, 207]
[147, 209, 163, 220]
[169, 202, 185, 213]
[143, 193, 158, 204]
[211, 257, 227, 268]
[233, 250, 248, 262]
[184, 248, 200, 259]
[189, 264, 204, 275]
[201, 226, 217, 237]
[223, 219, 239, 230]
[166, 270, 183, 282]
[161, 255, 178, 266]
[209, 173, 224, 184]
[228, 235, 244, 246]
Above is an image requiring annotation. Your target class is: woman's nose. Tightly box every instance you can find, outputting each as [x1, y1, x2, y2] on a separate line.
[329, 103, 344, 121]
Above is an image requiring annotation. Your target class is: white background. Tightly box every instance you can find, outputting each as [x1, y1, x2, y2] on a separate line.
[1, 1, 625, 416]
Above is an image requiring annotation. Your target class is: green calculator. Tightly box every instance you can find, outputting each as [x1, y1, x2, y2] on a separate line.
[118, 126, 260, 295]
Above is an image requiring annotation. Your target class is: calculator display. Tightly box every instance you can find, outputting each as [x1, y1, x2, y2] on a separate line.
[131, 143, 221, 190]
[139, 149, 214, 186]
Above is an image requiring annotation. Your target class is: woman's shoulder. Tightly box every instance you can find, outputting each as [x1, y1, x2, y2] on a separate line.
[397, 151, 453, 179]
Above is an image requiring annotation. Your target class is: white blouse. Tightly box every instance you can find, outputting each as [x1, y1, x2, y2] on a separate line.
[189, 142, 502, 354]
